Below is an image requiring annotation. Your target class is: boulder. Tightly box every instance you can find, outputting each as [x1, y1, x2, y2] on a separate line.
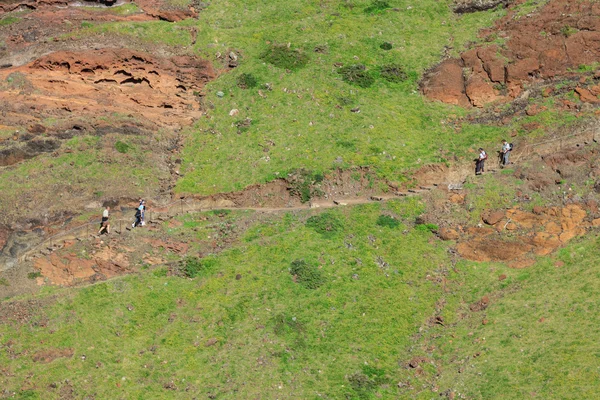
[482, 210, 504, 225]
[421, 60, 471, 107]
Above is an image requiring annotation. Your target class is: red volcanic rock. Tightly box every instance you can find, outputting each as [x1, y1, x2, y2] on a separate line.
[422, 0, 600, 107]
[465, 74, 499, 107]
[421, 60, 471, 107]
[0, 49, 216, 130]
[575, 87, 600, 103]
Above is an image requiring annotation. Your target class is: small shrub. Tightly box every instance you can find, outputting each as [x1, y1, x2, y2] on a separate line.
[364, 0, 391, 14]
[261, 44, 309, 71]
[80, 20, 93, 28]
[338, 64, 374, 88]
[180, 256, 213, 278]
[306, 213, 344, 237]
[234, 118, 252, 134]
[380, 63, 408, 83]
[348, 365, 388, 398]
[211, 209, 231, 216]
[0, 277, 8, 286]
[379, 42, 392, 50]
[236, 73, 258, 89]
[115, 141, 130, 153]
[153, 268, 168, 277]
[415, 223, 439, 233]
[288, 169, 324, 203]
[290, 259, 325, 289]
[376, 215, 400, 228]
[27, 271, 42, 280]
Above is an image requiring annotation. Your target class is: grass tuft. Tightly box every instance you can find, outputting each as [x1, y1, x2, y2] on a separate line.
[305, 212, 344, 237]
[289, 259, 324, 289]
[338, 64, 374, 88]
[236, 73, 258, 89]
[260, 43, 309, 71]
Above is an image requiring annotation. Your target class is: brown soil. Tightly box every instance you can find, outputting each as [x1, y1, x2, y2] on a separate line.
[0, 48, 215, 133]
[31, 348, 74, 363]
[421, 0, 600, 107]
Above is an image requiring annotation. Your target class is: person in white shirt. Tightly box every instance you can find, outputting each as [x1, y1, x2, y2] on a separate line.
[501, 139, 511, 166]
[98, 206, 110, 234]
[476, 148, 487, 175]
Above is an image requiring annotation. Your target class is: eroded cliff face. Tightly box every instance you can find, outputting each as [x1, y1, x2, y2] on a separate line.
[422, 0, 600, 107]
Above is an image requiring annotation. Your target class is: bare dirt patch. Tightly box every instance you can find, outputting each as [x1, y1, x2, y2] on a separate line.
[31, 348, 74, 363]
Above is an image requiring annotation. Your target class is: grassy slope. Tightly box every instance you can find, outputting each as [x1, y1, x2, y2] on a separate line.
[1, 199, 455, 399]
[4, 197, 600, 399]
[177, 0, 506, 193]
[80, 0, 515, 194]
[417, 235, 600, 399]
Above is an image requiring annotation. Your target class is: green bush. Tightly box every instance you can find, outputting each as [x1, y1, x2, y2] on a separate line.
[338, 64, 374, 88]
[306, 213, 344, 237]
[27, 271, 42, 280]
[180, 257, 214, 278]
[236, 73, 258, 89]
[114, 141, 130, 153]
[347, 365, 389, 399]
[288, 169, 324, 203]
[376, 214, 400, 228]
[289, 259, 325, 289]
[380, 63, 408, 83]
[415, 223, 439, 233]
[364, 0, 391, 14]
[261, 44, 309, 71]
[380, 42, 393, 50]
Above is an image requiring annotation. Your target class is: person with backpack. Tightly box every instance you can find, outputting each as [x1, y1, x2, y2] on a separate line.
[501, 139, 512, 167]
[132, 202, 143, 228]
[475, 148, 487, 175]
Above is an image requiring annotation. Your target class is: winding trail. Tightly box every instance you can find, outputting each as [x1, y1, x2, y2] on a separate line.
[13, 126, 600, 265]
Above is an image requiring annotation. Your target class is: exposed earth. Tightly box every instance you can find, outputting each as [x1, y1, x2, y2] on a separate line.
[422, 0, 600, 107]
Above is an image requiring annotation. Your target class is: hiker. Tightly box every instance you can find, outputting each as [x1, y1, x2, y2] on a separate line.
[140, 200, 147, 226]
[98, 206, 110, 235]
[132, 202, 142, 228]
[501, 139, 512, 167]
[475, 148, 487, 175]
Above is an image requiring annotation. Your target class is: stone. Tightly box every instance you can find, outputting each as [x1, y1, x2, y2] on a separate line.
[438, 228, 460, 241]
[575, 87, 600, 103]
[421, 59, 471, 107]
[482, 211, 504, 225]
[465, 74, 499, 107]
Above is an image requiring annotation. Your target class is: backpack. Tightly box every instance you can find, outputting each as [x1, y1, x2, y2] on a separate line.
[135, 208, 141, 217]
[509, 143, 514, 151]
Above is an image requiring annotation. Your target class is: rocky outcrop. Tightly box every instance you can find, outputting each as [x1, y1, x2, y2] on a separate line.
[454, 0, 510, 14]
[457, 203, 589, 267]
[422, 0, 600, 107]
[0, 49, 216, 130]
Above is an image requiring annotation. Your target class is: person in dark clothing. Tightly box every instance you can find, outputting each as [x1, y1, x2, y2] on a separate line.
[475, 148, 487, 175]
[133, 206, 142, 228]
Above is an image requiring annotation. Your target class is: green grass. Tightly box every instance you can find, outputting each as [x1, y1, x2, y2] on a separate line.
[0, 16, 20, 26]
[173, 0, 512, 194]
[0, 200, 454, 398]
[0, 133, 166, 224]
[408, 234, 600, 399]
